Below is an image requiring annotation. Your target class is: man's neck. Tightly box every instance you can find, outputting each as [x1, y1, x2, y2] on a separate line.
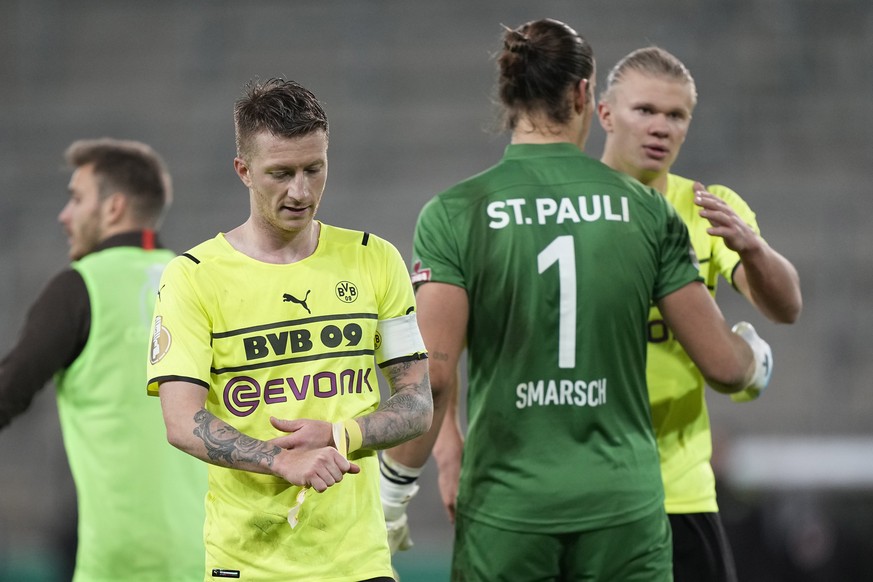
[226, 220, 320, 264]
[89, 230, 161, 255]
[511, 115, 585, 150]
[642, 172, 669, 195]
[600, 152, 669, 195]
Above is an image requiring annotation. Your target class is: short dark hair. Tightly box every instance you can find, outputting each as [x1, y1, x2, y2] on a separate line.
[234, 78, 329, 160]
[64, 138, 171, 227]
[497, 18, 595, 130]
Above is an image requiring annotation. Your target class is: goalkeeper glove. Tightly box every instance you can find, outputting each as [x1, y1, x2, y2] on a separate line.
[380, 452, 422, 554]
[730, 321, 773, 403]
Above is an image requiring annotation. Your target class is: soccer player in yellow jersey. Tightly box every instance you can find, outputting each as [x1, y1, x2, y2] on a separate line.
[597, 47, 803, 581]
[147, 78, 432, 582]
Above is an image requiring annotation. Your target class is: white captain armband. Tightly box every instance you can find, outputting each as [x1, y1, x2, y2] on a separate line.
[375, 313, 427, 366]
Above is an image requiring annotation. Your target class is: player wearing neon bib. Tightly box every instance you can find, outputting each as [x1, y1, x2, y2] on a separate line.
[598, 47, 802, 581]
[148, 78, 432, 582]
[0, 139, 206, 581]
[60, 244, 206, 582]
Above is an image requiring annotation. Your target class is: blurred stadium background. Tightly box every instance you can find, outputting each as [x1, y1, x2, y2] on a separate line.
[1, 0, 871, 580]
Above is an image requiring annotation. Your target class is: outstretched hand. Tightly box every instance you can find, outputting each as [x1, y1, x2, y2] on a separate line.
[693, 182, 760, 254]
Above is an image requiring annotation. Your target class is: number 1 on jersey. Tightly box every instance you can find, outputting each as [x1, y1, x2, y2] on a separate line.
[537, 235, 576, 369]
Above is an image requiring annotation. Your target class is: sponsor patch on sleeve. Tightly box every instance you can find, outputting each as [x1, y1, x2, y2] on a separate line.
[149, 316, 172, 364]
[410, 260, 431, 284]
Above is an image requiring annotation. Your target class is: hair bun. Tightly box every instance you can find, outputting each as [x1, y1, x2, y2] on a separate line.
[504, 30, 530, 54]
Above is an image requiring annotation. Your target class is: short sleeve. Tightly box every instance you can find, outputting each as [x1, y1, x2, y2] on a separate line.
[653, 198, 704, 301]
[411, 197, 465, 289]
[370, 235, 417, 321]
[146, 257, 213, 395]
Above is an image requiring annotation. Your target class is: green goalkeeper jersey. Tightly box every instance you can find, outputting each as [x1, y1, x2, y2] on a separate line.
[412, 143, 701, 533]
[647, 174, 759, 514]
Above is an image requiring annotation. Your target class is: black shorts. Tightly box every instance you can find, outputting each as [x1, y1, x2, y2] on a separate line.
[669, 512, 738, 582]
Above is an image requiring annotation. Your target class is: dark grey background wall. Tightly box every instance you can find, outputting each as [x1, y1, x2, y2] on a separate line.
[1, 0, 871, 579]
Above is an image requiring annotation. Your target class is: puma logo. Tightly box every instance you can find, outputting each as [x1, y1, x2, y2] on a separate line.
[283, 290, 311, 314]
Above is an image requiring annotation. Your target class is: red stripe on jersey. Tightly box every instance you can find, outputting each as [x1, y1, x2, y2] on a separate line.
[142, 229, 156, 249]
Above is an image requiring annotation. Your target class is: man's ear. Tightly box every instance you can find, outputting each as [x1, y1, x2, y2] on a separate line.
[573, 78, 590, 114]
[234, 157, 252, 188]
[597, 99, 613, 132]
[102, 192, 128, 225]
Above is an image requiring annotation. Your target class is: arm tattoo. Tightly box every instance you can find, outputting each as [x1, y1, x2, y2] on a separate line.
[192, 408, 281, 468]
[384, 359, 416, 386]
[359, 361, 432, 449]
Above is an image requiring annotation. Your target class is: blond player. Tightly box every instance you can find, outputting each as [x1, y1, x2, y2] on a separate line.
[597, 47, 802, 581]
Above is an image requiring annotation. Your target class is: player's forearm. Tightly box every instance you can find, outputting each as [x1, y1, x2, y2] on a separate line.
[739, 243, 802, 323]
[662, 282, 758, 393]
[0, 339, 67, 430]
[386, 282, 467, 466]
[701, 335, 756, 394]
[432, 383, 463, 472]
[195, 408, 284, 472]
[162, 400, 282, 475]
[0, 274, 87, 430]
[358, 359, 433, 451]
[388, 366, 456, 469]
[0, 362, 44, 430]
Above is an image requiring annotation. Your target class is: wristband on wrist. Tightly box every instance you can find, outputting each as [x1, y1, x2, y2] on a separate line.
[344, 418, 363, 453]
[331, 422, 347, 457]
[332, 418, 363, 455]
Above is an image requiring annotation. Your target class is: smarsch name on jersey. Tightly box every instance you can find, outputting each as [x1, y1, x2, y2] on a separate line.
[516, 377, 608, 409]
[487, 194, 629, 229]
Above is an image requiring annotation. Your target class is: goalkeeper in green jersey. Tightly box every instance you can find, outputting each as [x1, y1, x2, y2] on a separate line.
[383, 19, 775, 581]
[596, 47, 802, 581]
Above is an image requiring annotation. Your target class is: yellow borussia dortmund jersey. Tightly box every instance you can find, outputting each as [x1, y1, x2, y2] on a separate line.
[647, 174, 760, 513]
[147, 224, 414, 581]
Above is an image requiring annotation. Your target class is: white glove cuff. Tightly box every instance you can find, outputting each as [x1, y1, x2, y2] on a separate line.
[731, 321, 773, 402]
